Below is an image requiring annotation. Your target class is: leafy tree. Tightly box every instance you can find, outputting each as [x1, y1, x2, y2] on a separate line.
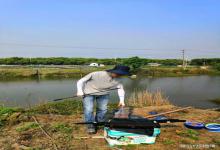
[122, 56, 144, 72]
[214, 63, 220, 71]
[191, 58, 220, 66]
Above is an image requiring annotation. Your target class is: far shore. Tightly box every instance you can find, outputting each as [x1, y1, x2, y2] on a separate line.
[1, 65, 220, 80]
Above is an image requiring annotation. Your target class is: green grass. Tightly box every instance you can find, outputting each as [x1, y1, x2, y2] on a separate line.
[140, 66, 220, 77]
[0, 106, 23, 127]
[116, 144, 138, 150]
[29, 99, 83, 115]
[0, 121, 4, 127]
[0, 100, 118, 129]
[0, 66, 111, 79]
[16, 122, 39, 132]
[29, 99, 119, 115]
[176, 129, 200, 140]
[50, 123, 73, 134]
[163, 139, 176, 145]
[0, 106, 17, 116]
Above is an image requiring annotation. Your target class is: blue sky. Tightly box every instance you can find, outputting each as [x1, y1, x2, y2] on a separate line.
[0, 0, 220, 59]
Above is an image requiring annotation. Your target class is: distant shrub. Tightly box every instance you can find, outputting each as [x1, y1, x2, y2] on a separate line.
[122, 56, 144, 72]
[214, 63, 220, 71]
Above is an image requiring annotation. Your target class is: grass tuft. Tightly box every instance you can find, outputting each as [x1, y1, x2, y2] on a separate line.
[29, 99, 83, 115]
[50, 123, 73, 134]
[0, 106, 24, 127]
[128, 90, 171, 107]
[163, 139, 175, 145]
[0, 106, 22, 116]
[176, 129, 199, 140]
[16, 122, 39, 132]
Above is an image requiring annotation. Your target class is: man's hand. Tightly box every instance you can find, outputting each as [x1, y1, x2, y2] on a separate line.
[118, 102, 125, 107]
[77, 91, 84, 97]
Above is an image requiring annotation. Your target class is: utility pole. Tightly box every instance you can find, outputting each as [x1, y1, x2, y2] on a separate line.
[203, 59, 206, 66]
[182, 49, 185, 69]
[29, 57, 32, 66]
[114, 56, 117, 65]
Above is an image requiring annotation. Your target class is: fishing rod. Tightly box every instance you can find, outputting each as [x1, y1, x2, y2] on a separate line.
[74, 118, 186, 128]
[75, 118, 186, 136]
[53, 87, 119, 101]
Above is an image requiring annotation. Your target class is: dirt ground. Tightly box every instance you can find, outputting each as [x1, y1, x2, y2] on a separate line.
[0, 105, 219, 150]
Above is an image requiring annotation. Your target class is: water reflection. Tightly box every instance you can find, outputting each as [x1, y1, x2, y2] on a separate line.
[0, 76, 220, 108]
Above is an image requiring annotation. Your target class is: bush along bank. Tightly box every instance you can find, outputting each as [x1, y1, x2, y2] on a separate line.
[1, 66, 220, 80]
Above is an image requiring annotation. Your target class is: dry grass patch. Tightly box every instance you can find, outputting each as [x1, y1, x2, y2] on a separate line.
[128, 90, 171, 107]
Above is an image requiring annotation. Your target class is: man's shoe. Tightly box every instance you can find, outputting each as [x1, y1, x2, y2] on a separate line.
[87, 124, 96, 134]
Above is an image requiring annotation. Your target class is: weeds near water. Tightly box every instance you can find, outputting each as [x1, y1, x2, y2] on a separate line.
[29, 99, 83, 115]
[209, 98, 220, 105]
[0, 106, 24, 127]
[0, 105, 21, 116]
[16, 122, 39, 132]
[127, 90, 171, 107]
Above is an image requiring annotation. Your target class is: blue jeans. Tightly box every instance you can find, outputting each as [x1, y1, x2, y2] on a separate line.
[83, 95, 109, 123]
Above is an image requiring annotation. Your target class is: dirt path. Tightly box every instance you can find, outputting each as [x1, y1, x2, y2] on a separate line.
[0, 105, 219, 150]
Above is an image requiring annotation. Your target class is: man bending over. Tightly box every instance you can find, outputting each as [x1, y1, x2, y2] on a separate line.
[77, 65, 130, 134]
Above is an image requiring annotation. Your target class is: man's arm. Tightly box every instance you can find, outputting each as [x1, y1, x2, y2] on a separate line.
[77, 73, 93, 96]
[117, 84, 125, 107]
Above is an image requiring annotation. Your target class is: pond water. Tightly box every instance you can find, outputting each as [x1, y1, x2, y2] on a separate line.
[0, 75, 220, 108]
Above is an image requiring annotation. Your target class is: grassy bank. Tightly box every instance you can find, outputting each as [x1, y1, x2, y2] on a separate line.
[0, 65, 112, 80]
[1, 65, 220, 80]
[0, 92, 219, 149]
[140, 66, 220, 77]
[209, 98, 220, 105]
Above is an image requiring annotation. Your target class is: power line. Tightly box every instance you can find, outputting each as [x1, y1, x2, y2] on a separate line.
[0, 42, 153, 51]
[1, 42, 219, 53]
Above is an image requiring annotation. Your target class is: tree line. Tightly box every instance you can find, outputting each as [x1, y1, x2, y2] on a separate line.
[190, 58, 220, 66]
[0, 57, 219, 68]
[191, 58, 220, 71]
[0, 57, 182, 66]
